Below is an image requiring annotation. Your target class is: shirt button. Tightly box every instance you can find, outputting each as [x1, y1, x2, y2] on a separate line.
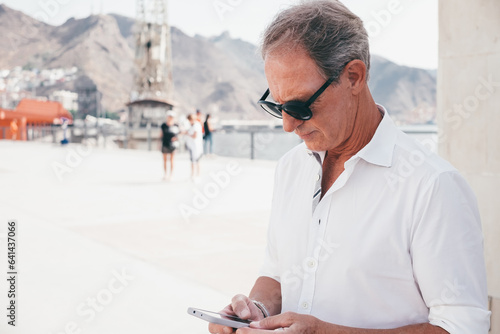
[316, 174, 320, 181]
[307, 259, 316, 268]
[302, 302, 309, 309]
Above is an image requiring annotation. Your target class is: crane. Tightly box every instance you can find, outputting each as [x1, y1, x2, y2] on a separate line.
[134, 0, 174, 101]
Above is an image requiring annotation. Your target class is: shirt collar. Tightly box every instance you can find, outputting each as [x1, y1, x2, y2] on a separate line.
[355, 104, 397, 168]
[305, 149, 326, 165]
[305, 104, 397, 168]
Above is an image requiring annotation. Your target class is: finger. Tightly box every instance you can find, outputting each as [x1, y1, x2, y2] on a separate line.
[237, 327, 283, 334]
[208, 322, 234, 334]
[250, 313, 294, 330]
[208, 305, 236, 334]
[231, 294, 253, 319]
[220, 304, 237, 316]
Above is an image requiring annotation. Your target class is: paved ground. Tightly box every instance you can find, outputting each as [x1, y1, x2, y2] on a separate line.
[0, 140, 278, 334]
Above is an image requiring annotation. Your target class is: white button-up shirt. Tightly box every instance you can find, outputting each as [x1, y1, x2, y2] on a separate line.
[260, 108, 490, 333]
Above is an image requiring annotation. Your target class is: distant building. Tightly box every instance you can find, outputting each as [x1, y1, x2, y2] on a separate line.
[15, 99, 73, 125]
[50, 90, 78, 112]
[126, 98, 173, 128]
[75, 75, 102, 119]
[0, 99, 73, 139]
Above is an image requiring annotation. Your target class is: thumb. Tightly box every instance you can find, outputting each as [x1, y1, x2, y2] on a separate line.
[250, 313, 293, 330]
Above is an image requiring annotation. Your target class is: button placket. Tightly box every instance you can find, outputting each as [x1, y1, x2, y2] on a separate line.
[298, 150, 328, 314]
[298, 193, 334, 314]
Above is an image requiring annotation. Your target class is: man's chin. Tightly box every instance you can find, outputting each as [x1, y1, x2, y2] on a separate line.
[303, 140, 324, 152]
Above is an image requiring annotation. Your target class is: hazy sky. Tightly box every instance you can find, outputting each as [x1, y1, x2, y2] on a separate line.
[1, 0, 438, 69]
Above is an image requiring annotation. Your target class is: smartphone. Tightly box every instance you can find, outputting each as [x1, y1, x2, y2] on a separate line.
[187, 307, 251, 329]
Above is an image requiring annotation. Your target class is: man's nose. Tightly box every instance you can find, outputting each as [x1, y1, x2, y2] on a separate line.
[282, 111, 304, 133]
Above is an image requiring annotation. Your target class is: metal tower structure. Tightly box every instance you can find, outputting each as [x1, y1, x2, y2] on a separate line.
[134, 0, 174, 101]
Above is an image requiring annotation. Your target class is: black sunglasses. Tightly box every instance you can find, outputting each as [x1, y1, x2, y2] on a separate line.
[257, 76, 336, 121]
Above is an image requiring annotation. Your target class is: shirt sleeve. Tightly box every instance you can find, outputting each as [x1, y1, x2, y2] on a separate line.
[410, 171, 491, 333]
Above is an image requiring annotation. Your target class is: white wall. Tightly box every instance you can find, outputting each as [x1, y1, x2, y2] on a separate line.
[438, 0, 500, 331]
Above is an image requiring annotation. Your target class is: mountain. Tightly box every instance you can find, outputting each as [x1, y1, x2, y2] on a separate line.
[48, 15, 135, 111]
[0, 5, 133, 112]
[369, 56, 436, 122]
[0, 5, 267, 118]
[0, 4, 53, 68]
[0, 4, 436, 122]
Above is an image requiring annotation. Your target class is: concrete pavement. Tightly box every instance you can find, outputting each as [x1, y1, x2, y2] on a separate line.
[0, 140, 278, 334]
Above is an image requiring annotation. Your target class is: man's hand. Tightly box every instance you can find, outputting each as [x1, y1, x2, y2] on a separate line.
[240, 312, 320, 333]
[236, 312, 449, 334]
[208, 294, 266, 334]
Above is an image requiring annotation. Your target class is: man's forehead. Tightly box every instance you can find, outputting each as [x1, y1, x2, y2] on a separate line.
[264, 51, 326, 102]
[268, 86, 311, 103]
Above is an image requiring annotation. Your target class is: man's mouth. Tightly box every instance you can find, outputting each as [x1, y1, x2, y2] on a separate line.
[296, 130, 314, 140]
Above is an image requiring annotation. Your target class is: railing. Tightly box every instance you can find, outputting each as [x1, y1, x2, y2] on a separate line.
[212, 130, 301, 161]
[1, 125, 438, 161]
[0, 125, 62, 142]
[0, 125, 119, 148]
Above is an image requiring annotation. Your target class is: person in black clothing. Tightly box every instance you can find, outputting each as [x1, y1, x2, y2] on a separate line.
[203, 114, 214, 155]
[160, 113, 179, 180]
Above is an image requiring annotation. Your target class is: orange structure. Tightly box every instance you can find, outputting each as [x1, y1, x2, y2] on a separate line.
[0, 99, 73, 140]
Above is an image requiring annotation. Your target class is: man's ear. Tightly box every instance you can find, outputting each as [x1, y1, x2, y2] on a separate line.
[344, 60, 367, 95]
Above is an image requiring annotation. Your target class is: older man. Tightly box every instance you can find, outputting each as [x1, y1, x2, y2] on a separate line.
[209, 1, 490, 333]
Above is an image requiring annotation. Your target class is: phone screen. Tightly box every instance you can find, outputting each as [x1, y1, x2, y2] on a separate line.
[188, 307, 252, 328]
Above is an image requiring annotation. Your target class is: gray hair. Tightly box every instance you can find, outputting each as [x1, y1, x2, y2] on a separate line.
[261, 0, 370, 83]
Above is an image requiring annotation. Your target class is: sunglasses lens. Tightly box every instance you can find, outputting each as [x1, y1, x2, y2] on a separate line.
[258, 99, 312, 120]
[259, 103, 283, 119]
[283, 103, 312, 121]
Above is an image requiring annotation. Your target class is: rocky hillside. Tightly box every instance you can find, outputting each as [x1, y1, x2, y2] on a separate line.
[0, 5, 134, 113]
[369, 55, 436, 123]
[0, 4, 436, 122]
